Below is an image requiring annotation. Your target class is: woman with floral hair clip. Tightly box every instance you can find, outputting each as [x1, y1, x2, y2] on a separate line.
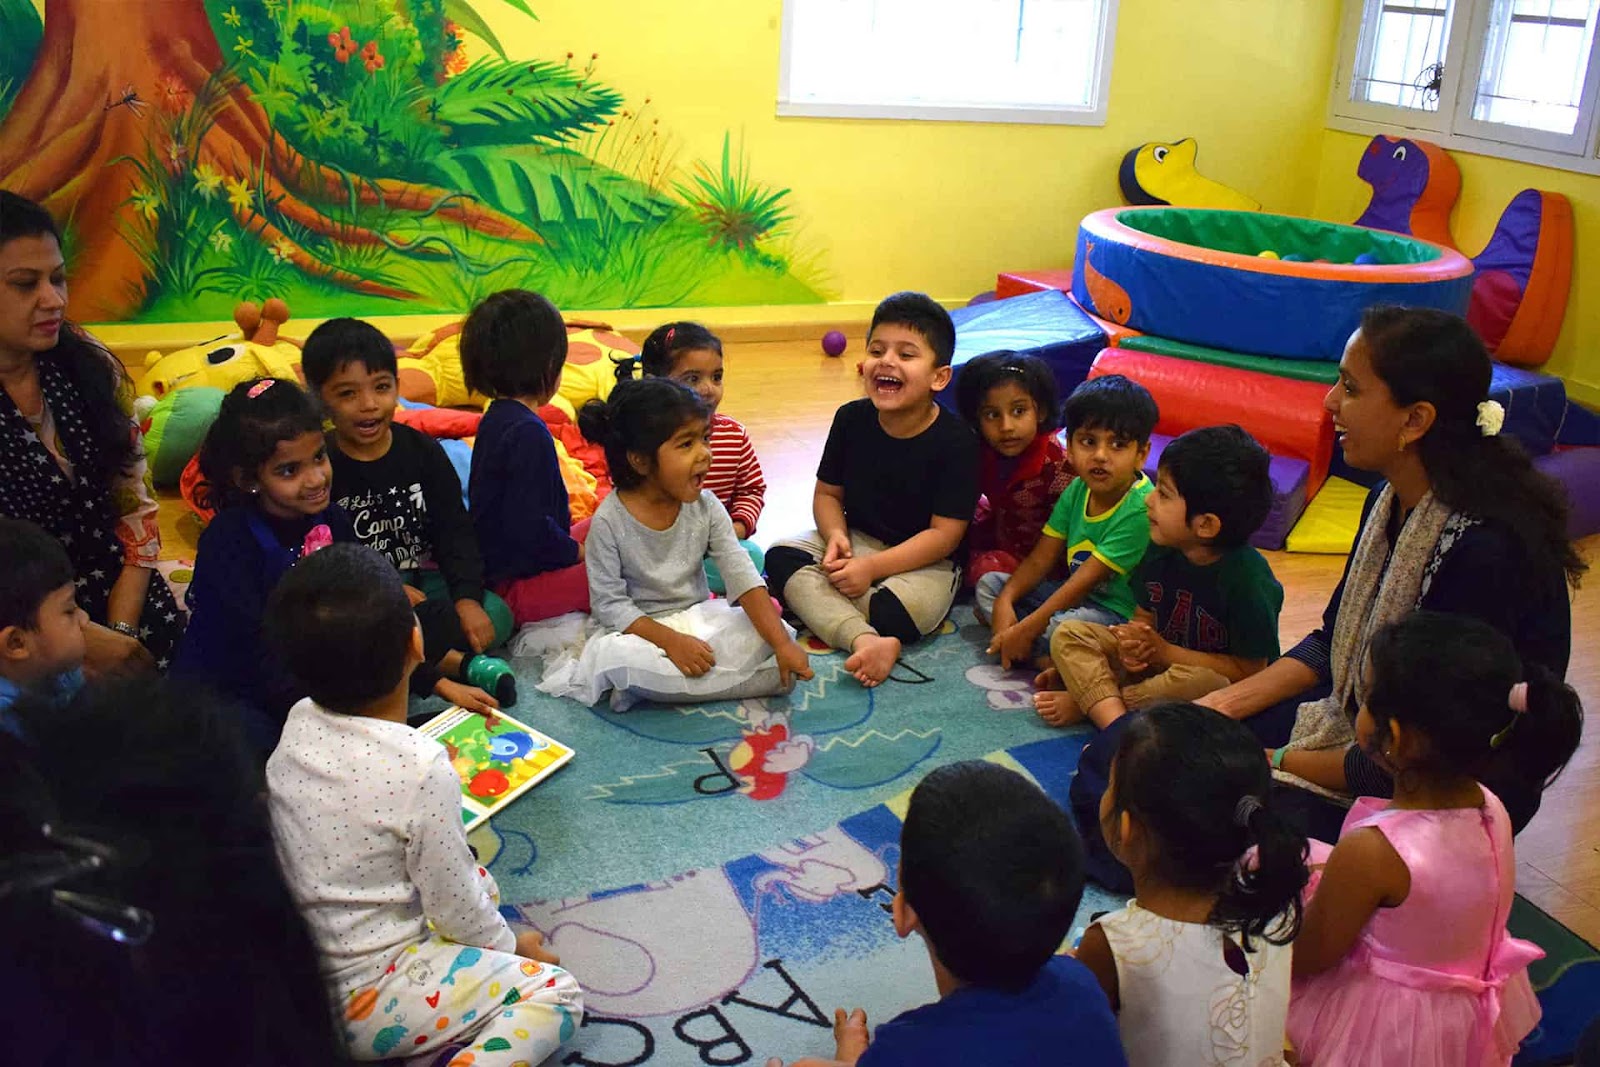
[1192, 305, 1585, 837]
[1069, 307, 1584, 868]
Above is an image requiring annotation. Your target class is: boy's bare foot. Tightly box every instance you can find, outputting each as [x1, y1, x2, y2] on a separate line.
[833, 1008, 869, 1063]
[1033, 690, 1084, 727]
[844, 634, 901, 687]
[1034, 666, 1065, 691]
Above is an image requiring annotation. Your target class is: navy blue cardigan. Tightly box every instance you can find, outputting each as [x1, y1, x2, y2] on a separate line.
[171, 505, 357, 747]
[468, 399, 580, 583]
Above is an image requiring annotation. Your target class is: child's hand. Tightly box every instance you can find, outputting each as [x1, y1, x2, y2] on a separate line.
[514, 927, 561, 966]
[833, 1007, 869, 1063]
[775, 640, 814, 690]
[733, 520, 750, 540]
[1112, 620, 1167, 669]
[989, 598, 1018, 637]
[987, 618, 1038, 670]
[824, 556, 874, 600]
[821, 532, 852, 568]
[665, 633, 716, 677]
[403, 585, 429, 607]
[576, 538, 587, 563]
[455, 598, 496, 654]
[436, 678, 500, 717]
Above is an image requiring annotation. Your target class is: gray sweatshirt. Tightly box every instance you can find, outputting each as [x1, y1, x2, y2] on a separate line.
[586, 490, 764, 633]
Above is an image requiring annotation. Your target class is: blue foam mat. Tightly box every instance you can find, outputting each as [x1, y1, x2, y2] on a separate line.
[941, 290, 1107, 413]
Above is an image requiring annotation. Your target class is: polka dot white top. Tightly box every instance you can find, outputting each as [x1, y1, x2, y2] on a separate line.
[266, 699, 516, 987]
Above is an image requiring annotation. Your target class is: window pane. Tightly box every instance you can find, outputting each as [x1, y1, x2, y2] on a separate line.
[785, 0, 1109, 112]
[1471, 0, 1599, 133]
[1352, 0, 1454, 110]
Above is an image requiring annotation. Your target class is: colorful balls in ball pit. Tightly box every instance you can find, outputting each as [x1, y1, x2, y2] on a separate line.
[1257, 250, 1280, 260]
[1354, 252, 1378, 266]
[821, 330, 847, 357]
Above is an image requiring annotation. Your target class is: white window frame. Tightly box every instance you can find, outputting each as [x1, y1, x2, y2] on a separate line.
[1328, 0, 1600, 175]
[776, 0, 1121, 126]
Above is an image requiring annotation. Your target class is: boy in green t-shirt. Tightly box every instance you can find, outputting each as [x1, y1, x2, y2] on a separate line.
[978, 375, 1157, 670]
[1034, 425, 1284, 729]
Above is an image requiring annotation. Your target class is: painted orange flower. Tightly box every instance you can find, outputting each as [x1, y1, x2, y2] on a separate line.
[361, 40, 385, 75]
[155, 72, 193, 114]
[328, 26, 356, 63]
[442, 19, 468, 78]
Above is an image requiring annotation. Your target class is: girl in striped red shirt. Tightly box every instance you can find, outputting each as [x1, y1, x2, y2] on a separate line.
[617, 322, 766, 592]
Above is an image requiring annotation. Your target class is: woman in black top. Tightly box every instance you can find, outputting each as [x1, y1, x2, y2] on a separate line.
[1070, 307, 1582, 888]
[0, 192, 184, 671]
[1198, 306, 1582, 835]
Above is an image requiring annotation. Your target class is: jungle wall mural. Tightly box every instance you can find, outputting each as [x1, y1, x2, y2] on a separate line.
[0, 0, 827, 323]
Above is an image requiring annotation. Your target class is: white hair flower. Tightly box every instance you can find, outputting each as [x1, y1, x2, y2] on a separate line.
[1476, 399, 1506, 437]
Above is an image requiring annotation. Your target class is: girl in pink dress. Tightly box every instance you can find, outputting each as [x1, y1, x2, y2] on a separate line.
[1289, 611, 1584, 1066]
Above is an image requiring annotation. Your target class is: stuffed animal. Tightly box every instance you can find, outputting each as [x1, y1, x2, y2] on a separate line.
[135, 300, 305, 488]
[399, 318, 639, 420]
[137, 299, 302, 398]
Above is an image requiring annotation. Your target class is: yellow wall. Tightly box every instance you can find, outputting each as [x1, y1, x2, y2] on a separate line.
[1309, 131, 1599, 406]
[478, 0, 1341, 311]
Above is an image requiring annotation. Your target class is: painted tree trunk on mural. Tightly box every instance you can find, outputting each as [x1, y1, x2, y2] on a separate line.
[0, 0, 818, 323]
[0, 0, 542, 319]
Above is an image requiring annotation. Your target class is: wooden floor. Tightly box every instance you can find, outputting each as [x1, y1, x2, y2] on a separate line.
[156, 335, 1600, 943]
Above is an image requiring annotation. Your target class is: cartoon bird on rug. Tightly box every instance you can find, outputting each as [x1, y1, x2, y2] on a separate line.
[1353, 134, 1573, 367]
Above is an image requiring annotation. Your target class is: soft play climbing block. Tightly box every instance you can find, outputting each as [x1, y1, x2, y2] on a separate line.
[1089, 347, 1335, 497]
[1145, 433, 1309, 551]
[1535, 448, 1600, 540]
[942, 289, 1108, 413]
[1489, 363, 1570, 458]
[1286, 477, 1369, 555]
[1118, 335, 1338, 385]
[995, 269, 1074, 299]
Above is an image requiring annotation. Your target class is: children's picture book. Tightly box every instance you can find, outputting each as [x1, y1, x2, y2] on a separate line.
[418, 706, 574, 831]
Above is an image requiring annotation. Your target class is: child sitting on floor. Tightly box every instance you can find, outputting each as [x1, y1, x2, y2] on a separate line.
[303, 317, 514, 713]
[462, 289, 589, 625]
[1075, 703, 1305, 1067]
[776, 761, 1125, 1066]
[617, 320, 766, 592]
[265, 543, 583, 1065]
[1288, 612, 1579, 1066]
[172, 378, 355, 752]
[0, 518, 86, 720]
[953, 350, 1075, 589]
[766, 292, 980, 688]
[541, 379, 810, 710]
[979, 375, 1156, 671]
[1035, 425, 1282, 729]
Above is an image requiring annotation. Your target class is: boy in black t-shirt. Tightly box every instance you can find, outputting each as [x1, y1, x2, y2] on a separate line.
[766, 293, 979, 687]
[1035, 425, 1283, 730]
[302, 318, 516, 714]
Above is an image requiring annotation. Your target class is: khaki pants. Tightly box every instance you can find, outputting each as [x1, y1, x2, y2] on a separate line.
[769, 529, 958, 652]
[1050, 620, 1230, 712]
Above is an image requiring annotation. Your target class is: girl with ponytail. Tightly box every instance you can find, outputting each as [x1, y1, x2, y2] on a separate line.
[1074, 701, 1306, 1067]
[1288, 611, 1580, 1066]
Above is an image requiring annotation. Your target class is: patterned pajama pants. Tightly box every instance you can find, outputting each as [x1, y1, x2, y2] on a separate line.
[338, 873, 583, 1065]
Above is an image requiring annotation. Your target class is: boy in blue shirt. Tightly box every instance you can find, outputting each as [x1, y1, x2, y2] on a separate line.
[980, 375, 1158, 671]
[0, 518, 87, 728]
[774, 761, 1126, 1067]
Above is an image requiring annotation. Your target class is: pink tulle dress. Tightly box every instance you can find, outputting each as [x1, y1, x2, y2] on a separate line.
[1288, 786, 1542, 1067]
